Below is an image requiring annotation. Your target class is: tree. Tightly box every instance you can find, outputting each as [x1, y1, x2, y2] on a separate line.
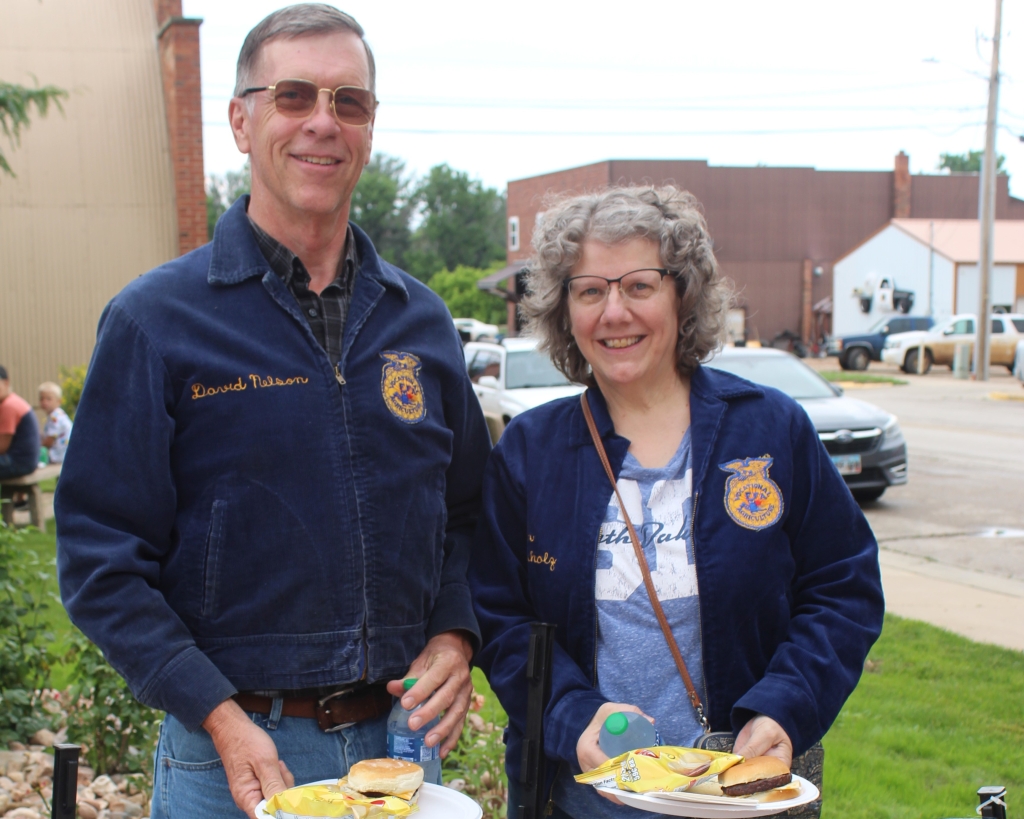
[0, 80, 68, 178]
[408, 164, 506, 281]
[206, 161, 251, 239]
[350, 153, 414, 267]
[427, 265, 508, 326]
[938, 150, 1006, 174]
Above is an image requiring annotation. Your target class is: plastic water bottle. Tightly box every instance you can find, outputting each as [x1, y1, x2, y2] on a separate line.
[599, 711, 662, 758]
[387, 678, 442, 785]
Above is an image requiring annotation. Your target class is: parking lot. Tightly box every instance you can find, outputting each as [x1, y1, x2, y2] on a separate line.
[807, 356, 1024, 649]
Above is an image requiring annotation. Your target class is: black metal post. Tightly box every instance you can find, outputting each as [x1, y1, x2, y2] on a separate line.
[51, 744, 80, 819]
[519, 622, 555, 819]
[977, 786, 1007, 819]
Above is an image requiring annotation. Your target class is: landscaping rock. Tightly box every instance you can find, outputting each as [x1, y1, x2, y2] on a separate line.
[27, 731, 54, 749]
[91, 774, 116, 796]
[77, 803, 99, 819]
[4, 808, 41, 819]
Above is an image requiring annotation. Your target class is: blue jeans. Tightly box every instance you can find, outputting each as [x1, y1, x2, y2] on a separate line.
[150, 707, 389, 819]
[0, 451, 34, 480]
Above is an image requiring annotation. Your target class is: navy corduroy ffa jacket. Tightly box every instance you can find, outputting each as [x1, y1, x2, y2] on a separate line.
[55, 198, 491, 731]
[470, 368, 884, 793]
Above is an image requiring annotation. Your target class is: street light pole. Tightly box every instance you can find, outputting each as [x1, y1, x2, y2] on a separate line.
[974, 0, 1002, 381]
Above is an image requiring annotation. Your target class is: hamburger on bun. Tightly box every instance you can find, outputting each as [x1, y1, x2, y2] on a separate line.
[347, 758, 424, 796]
[717, 756, 792, 797]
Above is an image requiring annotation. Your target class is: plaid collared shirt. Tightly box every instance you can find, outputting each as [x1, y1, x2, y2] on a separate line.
[247, 215, 359, 369]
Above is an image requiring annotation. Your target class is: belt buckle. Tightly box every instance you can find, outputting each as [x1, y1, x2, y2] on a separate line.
[316, 689, 357, 733]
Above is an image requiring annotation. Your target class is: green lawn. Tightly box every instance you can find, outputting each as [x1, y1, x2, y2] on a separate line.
[16, 530, 1024, 818]
[819, 370, 909, 386]
[821, 615, 1023, 819]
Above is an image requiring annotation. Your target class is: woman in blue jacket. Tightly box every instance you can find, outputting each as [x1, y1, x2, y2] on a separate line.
[469, 186, 884, 818]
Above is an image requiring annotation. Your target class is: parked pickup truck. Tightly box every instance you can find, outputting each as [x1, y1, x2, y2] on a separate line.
[881, 313, 1024, 374]
[827, 315, 934, 371]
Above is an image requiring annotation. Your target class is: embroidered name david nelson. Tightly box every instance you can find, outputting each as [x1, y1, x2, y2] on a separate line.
[191, 374, 310, 400]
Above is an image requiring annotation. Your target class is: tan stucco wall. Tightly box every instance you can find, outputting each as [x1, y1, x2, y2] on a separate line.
[1, 0, 177, 402]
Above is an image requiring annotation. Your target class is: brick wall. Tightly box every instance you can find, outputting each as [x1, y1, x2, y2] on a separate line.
[154, 0, 206, 255]
[507, 162, 611, 261]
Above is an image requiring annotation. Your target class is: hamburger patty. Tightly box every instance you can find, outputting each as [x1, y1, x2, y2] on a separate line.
[721, 772, 793, 797]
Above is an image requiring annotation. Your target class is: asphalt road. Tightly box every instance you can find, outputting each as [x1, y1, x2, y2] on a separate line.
[804, 357, 1024, 650]
[813, 360, 1024, 581]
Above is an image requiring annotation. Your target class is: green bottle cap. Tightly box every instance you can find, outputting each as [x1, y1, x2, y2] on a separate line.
[403, 678, 417, 691]
[605, 712, 629, 736]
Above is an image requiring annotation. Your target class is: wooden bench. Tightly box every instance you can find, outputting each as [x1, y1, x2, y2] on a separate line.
[1, 463, 62, 532]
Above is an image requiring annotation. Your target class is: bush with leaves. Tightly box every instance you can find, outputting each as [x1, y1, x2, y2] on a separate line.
[443, 691, 508, 819]
[63, 630, 162, 775]
[0, 522, 60, 744]
[0, 79, 68, 178]
[58, 364, 87, 419]
[428, 265, 508, 327]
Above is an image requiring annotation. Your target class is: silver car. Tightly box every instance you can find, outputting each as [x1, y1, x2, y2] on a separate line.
[706, 347, 907, 502]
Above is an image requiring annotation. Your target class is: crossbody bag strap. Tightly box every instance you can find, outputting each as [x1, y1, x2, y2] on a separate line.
[580, 391, 709, 732]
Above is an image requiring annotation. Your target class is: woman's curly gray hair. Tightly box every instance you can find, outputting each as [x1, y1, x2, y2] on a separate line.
[522, 185, 732, 385]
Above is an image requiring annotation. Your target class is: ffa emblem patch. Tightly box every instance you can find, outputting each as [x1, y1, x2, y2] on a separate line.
[380, 351, 426, 424]
[719, 455, 784, 530]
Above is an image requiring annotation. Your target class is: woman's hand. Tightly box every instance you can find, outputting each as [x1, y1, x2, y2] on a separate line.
[733, 714, 793, 768]
[577, 702, 653, 805]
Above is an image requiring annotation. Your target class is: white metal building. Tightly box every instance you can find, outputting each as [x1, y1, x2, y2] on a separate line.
[832, 219, 1024, 337]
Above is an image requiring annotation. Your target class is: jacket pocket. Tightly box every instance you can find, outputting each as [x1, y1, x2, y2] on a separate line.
[200, 500, 227, 619]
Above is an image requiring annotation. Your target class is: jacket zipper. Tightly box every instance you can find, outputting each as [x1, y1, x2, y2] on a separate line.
[335, 364, 346, 385]
[591, 525, 601, 686]
[690, 490, 711, 731]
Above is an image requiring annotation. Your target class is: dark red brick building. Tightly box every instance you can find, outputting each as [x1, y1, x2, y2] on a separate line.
[492, 154, 1024, 342]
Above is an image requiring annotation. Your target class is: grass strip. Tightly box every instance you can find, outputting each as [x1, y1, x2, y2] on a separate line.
[18, 530, 1024, 818]
[821, 614, 1024, 819]
[820, 370, 908, 385]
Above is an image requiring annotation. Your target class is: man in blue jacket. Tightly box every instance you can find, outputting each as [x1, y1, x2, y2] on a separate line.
[55, 6, 490, 818]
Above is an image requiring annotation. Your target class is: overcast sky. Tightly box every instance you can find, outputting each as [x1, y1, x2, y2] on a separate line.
[184, 0, 1024, 198]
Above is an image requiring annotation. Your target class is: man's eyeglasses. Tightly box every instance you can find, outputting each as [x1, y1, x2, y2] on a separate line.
[239, 79, 377, 126]
[564, 268, 676, 306]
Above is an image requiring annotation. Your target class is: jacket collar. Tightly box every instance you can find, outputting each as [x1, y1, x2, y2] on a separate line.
[207, 195, 408, 301]
[569, 363, 763, 449]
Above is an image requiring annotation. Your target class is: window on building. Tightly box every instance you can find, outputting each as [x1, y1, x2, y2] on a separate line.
[508, 216, 520, 252]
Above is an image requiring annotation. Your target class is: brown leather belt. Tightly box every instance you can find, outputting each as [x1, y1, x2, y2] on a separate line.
[233, 684, 393, 732]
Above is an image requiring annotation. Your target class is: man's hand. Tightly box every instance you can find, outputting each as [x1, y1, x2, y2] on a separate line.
[203, 699, 294, 819]
[386, 630, 474, 758]
[733, 714, 793, 768]
[576, 702, 652, 805]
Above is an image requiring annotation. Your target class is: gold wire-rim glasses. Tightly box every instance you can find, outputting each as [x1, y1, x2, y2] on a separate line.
[240, 79, 378, 126]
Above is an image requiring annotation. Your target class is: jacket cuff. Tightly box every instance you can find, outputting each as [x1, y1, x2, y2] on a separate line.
[546, 688, 608, 769]
[730, 676, 823, 757]
[136, 646, 238, 733]
[426, 583, 481, 656]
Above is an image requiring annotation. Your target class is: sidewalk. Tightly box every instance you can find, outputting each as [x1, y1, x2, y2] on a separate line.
[880, 548, 1024, 652]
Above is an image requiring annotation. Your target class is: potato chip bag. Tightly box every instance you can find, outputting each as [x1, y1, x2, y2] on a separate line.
[263, 783, 416, 818]
[575, 746, 742, 794]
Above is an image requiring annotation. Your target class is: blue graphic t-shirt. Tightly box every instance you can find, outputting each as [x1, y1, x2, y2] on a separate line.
[552, 431, 706, 818]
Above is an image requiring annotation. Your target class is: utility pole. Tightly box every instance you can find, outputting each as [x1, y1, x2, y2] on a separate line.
[974, 0, 1002, 381]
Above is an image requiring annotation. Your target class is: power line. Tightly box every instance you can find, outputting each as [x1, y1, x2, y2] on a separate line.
[201, 121, 984, 136]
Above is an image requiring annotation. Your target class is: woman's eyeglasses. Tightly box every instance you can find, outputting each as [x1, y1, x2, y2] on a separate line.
[564, 268, 675, 306]
[239, 79, 377, 126]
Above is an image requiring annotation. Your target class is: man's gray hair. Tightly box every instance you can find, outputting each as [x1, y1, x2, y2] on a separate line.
[234, 4, 376, 98]
[523, 185, 732, 385]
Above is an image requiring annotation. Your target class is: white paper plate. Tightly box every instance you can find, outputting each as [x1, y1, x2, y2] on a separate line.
[595, 774, 819, 818]
[256, 780, 482, 819]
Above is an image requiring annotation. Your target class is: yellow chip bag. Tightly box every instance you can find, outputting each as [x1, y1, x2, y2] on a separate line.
[263, 783, 416, 818]
[575, 746, 742, 794]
